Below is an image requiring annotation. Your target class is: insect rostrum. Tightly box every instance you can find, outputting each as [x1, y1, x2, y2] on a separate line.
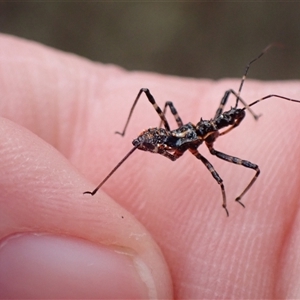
[84, 45, 300, 217]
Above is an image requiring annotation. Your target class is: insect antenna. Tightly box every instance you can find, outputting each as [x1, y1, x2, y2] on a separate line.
[234, 44, 281, 119]
[84, 144, 140, 196]
[243, 94, 300, 110]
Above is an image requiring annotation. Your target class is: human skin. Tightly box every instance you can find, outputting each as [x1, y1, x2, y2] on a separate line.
[0, 34, 300, 299]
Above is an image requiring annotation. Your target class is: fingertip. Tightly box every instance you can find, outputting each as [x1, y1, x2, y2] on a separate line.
[0, 233, 150, 298]
[0, 118, 173, 299]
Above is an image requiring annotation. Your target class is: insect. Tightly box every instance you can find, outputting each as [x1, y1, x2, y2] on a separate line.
[84, 45, 300, 216]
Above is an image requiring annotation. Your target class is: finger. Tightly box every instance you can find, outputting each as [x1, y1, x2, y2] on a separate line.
[0, 118, 172, 298]
[1, 34, 300, 298]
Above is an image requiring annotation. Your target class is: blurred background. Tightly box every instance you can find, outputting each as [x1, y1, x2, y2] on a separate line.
[0, 2, 299, 80]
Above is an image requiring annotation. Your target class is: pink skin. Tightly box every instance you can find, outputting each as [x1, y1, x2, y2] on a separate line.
[0, 34, 300, 298]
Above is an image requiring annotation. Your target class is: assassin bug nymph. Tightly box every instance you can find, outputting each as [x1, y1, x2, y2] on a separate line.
[84, 45, 300, 216]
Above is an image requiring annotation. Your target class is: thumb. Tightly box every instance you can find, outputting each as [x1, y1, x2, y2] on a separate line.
[0, 118, 173, 299]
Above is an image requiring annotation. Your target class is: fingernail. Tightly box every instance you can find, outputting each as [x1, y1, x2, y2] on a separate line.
[0, 233, 151, 299]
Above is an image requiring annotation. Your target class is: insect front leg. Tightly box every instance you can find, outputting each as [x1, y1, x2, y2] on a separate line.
[207, 145, 260, 207]
[116, 88, 171, 136]
[189, 148, 229, 216]
[160, 148, 185, 161]
[214, 89, 260, 120]
[214, 45, 278, 121]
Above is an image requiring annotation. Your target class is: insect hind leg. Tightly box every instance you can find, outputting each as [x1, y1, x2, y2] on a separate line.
[159, 101, 184, 129]
[207, 145, 260, 207]
[116, 88, 171, 136]
[189, 148, 229, 217]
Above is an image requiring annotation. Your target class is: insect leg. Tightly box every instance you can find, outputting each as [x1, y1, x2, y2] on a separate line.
[116, 88, 170, 136]
[207, 145, 260, 208]
[189, 148, 228, 216]
[214, 89, 260, 120]
[214, 90, 232, 119]
[159, 101, 183, 128]
[215, 44, 277, 121]
[159, 148, 185, 161]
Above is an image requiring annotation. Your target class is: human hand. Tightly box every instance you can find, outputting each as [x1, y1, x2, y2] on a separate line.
[0, 34, 300, 299]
